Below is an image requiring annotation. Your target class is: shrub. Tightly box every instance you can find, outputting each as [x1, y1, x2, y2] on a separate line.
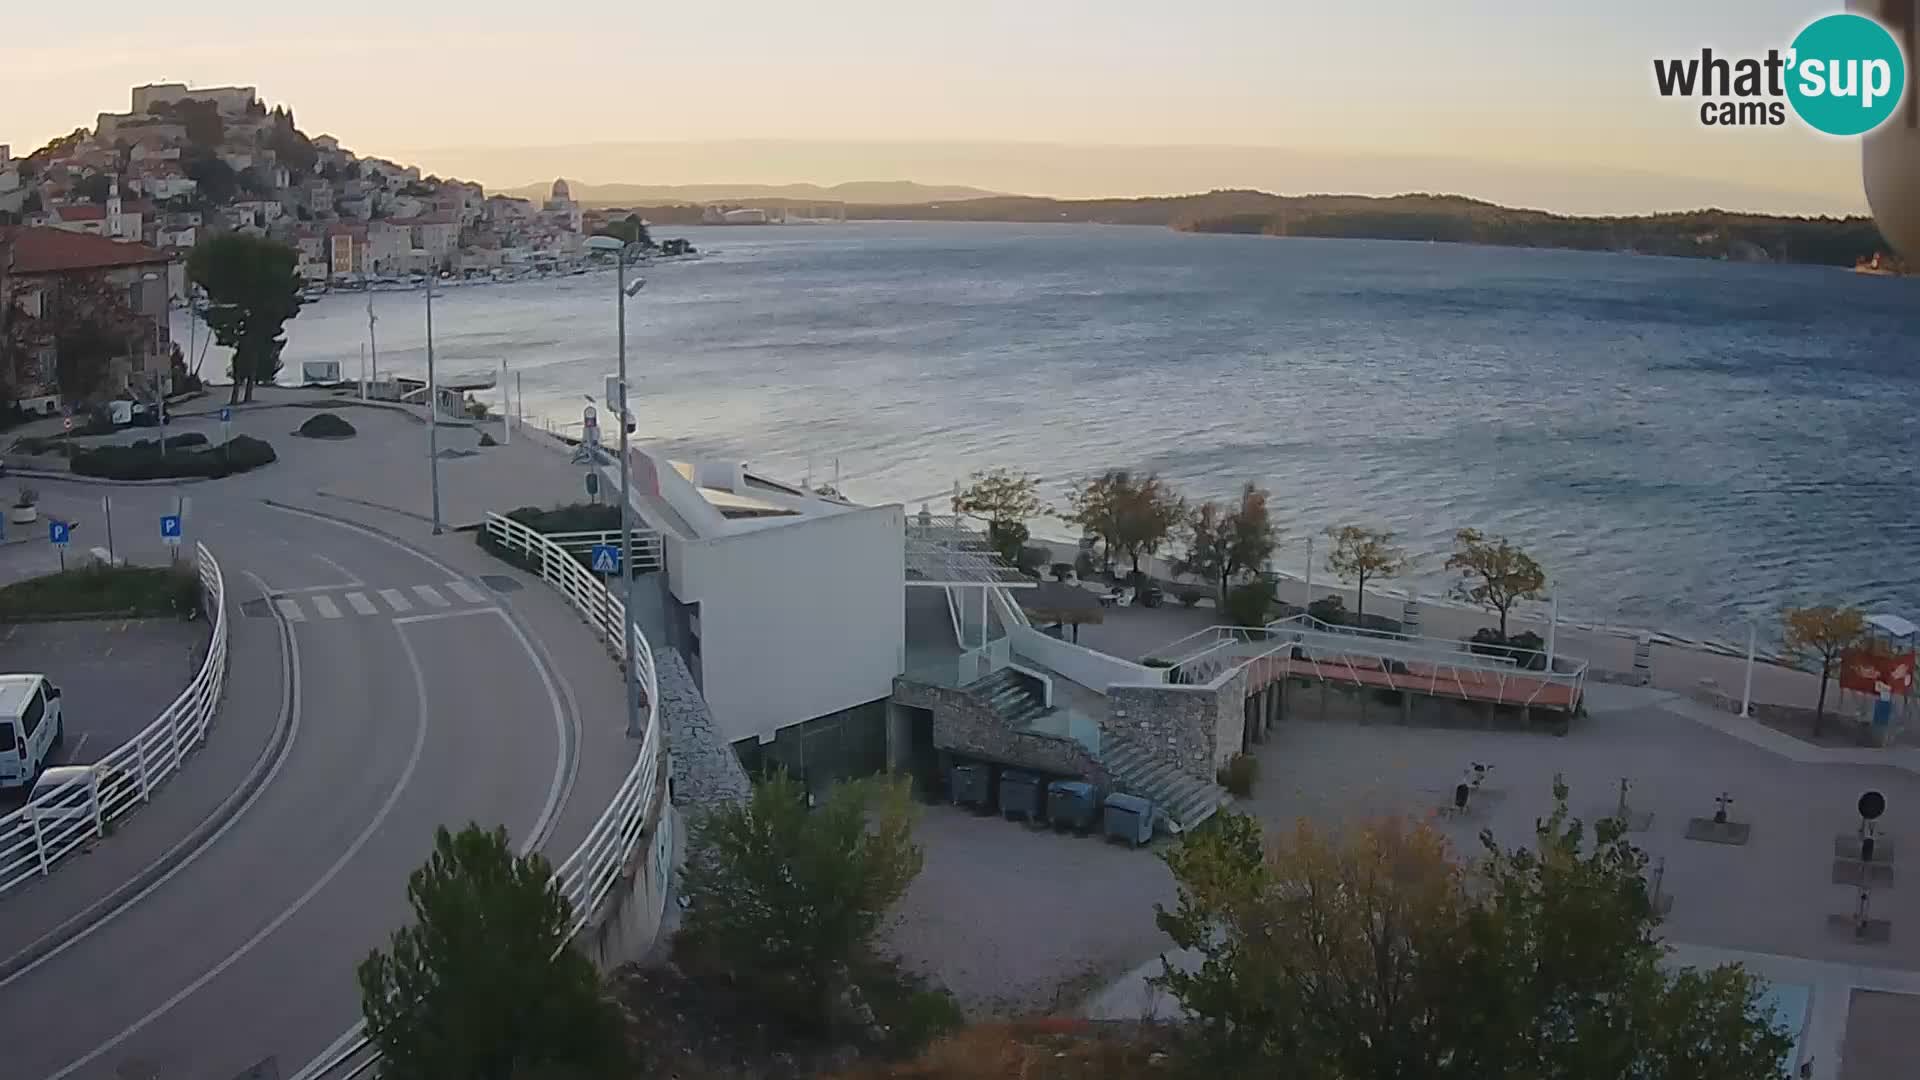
[507, 502, 622, 533]
[71, 435, 276, 480]
[14, 485, 37, 508]
[1307, 594, 1348, 625]
[1223, 583, 1271, 628]
[163, 432, 209, 449]
[478, 431, 497, 447]
[0, 564, 201, 618]
[296, 411, 357, 438]
[1143, 657, 1175, 668]
[1177, 587, 1202, 607]
[1216, 752, 1258, 796]
[1073, 551, 1096, 579]
[1050, 562, 1074, 582]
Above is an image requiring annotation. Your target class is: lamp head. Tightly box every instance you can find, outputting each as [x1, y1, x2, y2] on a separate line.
[623, 278, 647, 298]
[585, 236, 624, 253]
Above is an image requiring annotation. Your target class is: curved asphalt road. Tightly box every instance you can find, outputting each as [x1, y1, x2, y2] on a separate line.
[0, 482, 580, 1080]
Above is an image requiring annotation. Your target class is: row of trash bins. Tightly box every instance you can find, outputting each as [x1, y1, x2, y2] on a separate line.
[948, 760, 1160, 848]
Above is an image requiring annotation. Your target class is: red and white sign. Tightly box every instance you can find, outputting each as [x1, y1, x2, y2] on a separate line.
[1841, 648, 1916, 696]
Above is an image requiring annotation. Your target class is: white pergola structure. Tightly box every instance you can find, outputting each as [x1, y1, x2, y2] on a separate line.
[905, 507, 1035, 664]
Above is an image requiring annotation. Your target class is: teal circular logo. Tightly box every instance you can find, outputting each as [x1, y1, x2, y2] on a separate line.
[1787, 13, 1908, 136]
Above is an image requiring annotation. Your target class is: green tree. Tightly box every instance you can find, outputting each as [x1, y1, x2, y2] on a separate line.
[1152, 789, 1791, 1080]
[594, 214, 652, 248]
[676, 771, 923, 1032]
[1324, 524, 1412, 629]
[75, 174, 115, 205]
[1180, 482, 1276, 606]
[16, 272, 147, 405]
[1445, 527, 1545, 638]
[187, 233, 303, 404]
[1061, 470, 1187, 578]
[1780, 605, 1868, 736]
[953, 467, 1043, 568]
[185, 153, 238, 205]
[357, 824, 627, 1080]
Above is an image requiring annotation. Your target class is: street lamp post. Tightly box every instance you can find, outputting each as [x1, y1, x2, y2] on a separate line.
[425, 275, 442, 535]
[587, 235, 647, 738]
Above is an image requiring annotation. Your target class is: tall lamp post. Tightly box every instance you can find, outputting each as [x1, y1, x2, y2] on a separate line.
[586, 235, 647, 738]
[425, 275, 442, 534]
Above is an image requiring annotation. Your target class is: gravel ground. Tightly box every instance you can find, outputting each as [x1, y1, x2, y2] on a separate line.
[886, 805, 1175, 1017]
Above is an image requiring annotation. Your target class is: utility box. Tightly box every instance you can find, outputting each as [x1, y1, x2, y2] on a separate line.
[1047, 780, 1099, 834]
[1104, 792, 1157, 847]
[950, 761, 994, 812]
[999, 770, 1045, 823]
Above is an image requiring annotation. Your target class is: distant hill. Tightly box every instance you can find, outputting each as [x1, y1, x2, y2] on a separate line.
[843, 189, 1892, 268]
[504, 180, 1004, 207]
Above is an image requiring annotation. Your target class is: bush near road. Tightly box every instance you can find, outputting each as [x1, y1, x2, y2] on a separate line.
[0, 565, 201, 619]
[72, 435, 276, 480]
[295, 412, 357, 439]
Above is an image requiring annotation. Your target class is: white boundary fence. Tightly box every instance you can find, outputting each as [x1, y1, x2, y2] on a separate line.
[0, 542, 227, 896]
[301, 512, 665, 1080]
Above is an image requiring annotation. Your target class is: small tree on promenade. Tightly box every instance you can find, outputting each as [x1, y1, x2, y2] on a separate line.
[1781, 604, 1867, 736]
[1181, 482, 1276, 607]
[1324, 524, 1412, 629]
[1445, 527, 1545, 638]
[953, 467, 1042, 568]
[358, 824, 628, 1080]
[1063, 470, 1187, 579]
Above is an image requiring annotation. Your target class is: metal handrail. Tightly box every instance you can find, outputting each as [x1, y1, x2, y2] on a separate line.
[0, 543, 228, 896]
[297, 513, 666, 1080]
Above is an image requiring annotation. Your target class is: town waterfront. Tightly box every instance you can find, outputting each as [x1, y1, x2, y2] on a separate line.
[185, 221, 1920, 642]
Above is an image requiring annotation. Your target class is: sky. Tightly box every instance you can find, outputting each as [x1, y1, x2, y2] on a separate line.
[0, 0, 1880, 215]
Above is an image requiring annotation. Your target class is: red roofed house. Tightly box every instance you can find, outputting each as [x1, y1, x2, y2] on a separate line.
[0, 226, 177, 412]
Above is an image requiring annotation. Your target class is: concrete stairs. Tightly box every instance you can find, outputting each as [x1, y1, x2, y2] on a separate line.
[1100, 735, 1233, 833]
[973, 667, 1050, 727]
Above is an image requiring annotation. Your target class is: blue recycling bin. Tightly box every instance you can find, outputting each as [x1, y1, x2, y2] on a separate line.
[1046, 780, 1099, 834]
[1103, 792, 1157, 847]
[999, 769, 1045, 822]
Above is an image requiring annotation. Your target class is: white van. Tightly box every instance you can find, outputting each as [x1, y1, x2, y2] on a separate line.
[0, 674, 64, 790]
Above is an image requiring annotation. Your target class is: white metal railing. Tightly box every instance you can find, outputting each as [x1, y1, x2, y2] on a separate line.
[301, 514, 666, 1080]
[0, 543, 228, 897]
[1161, 616, 1589, 708]
[536, 528, 665, 573]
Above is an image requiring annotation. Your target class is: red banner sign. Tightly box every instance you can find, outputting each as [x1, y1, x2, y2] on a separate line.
[1840, 649, 1916, 696]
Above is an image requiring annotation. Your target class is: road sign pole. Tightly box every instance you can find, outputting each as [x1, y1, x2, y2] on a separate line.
[103, 494, 113, 565]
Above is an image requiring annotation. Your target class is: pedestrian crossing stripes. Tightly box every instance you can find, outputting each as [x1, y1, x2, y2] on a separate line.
[270, 582, 493, 623]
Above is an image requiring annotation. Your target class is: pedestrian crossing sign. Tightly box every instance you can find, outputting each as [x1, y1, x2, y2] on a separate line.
[590, 544, 620, 574]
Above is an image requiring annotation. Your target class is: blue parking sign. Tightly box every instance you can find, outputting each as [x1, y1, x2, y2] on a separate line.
[48, 521, 70, 546]
[160, 514, 183, 545]
[219, 407, 232, 423]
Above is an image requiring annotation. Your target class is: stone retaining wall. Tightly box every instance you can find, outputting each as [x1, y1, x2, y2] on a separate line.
[893, 676, 1109, 785]
[1106, 668, 1247, 781]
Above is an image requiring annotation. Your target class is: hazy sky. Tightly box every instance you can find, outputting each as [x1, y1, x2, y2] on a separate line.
[0, 0, 1875, 214]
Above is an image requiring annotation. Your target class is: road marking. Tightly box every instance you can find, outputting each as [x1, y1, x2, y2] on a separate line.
[45, 597, 431, 1080]
[378, 588, 412, 612]
[344, 591, 378, 616]
[446, 579, 487, 604]
[392, 606, 498, 626]
[70, 733, 90, 759]
[273, 598, 306, 622]
[309, 552, 362, 587]
[412, 584, 450, 608]
[310, 595, 342, 620]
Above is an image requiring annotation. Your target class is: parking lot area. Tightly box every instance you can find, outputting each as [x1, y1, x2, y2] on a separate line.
[0, 617, 208, 808]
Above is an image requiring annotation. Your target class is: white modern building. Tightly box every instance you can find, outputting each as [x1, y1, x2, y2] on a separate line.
[609, 445, 906, 776]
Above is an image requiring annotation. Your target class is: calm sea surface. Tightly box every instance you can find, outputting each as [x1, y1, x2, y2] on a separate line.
[183, 222, 1920, 641]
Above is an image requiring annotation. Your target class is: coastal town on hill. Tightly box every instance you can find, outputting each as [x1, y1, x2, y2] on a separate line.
[0, 82, 681, 294]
